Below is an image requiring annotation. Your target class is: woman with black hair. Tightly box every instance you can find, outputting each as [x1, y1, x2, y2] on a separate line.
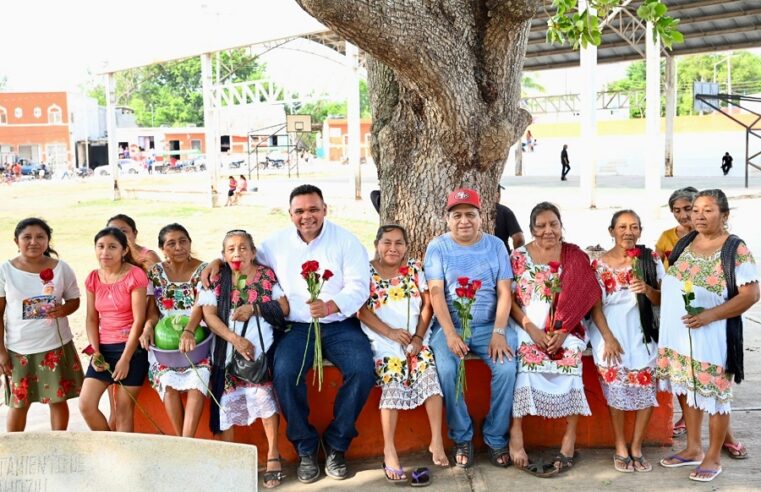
[588, 210, 663, 473]
[658, 189, 759, 482]
[0, 218, 84, 431]
[78, 227, 149, 433]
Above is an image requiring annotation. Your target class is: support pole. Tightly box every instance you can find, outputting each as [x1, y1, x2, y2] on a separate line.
[645, 22, 661, 194]
[201, 53, 220, 207]
[346, 42, 361, 200]
[105, 72, 120, 200]
[664, 56, 676, 177]
[579, 0, 597, 208]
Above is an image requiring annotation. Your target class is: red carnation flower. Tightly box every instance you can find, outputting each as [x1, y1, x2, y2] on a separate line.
[82, 344, 95, 356]
[457, 277, 469, 287]
[40, 268, 55, 282]
[548, 261, 561, 273]
[322, 269, 334, 281]
[471, 279, 482, 291]
[626, 248, 641, 258]
[230, 260, 242, 271]
[455, 287, 467, 298]
[399, 265, 410, 277]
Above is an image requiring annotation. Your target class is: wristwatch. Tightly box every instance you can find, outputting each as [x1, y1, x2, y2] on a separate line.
[493, 327, 506, 336]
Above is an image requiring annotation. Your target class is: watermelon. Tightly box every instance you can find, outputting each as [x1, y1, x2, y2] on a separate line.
[154, 315, 206, 350]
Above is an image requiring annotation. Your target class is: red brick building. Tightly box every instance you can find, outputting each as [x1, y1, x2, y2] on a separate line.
[0, 92, 72, 166]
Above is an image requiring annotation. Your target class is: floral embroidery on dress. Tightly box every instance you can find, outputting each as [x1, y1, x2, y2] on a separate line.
[517, 343, 582, 376]
[367, 259, 422, 311]
[513, 386, 590, 418]
[656, 347, 732, 402]
[208, 264, 278, 311]
[598, 365, 654, 387]
[667, 243, 755, 297]
[510, 249, 562, 308]
[592, 251, 660, 295]
[149, 262, 208, 313]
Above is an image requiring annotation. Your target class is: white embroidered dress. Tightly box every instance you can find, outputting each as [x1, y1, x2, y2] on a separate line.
[657, 243, 757, 415]
[510, 247, 591, 418]
[587, 254, 664, 411]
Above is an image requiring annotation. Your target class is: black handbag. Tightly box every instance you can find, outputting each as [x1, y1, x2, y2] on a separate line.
[225, 307, 271, 384]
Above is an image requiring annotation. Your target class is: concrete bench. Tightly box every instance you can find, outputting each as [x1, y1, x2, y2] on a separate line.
[134, 355, 672, 463]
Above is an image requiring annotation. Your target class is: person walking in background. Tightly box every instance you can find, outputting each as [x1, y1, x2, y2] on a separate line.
[560, 145, 571, 181]
[225, 176, 238, 207]
[721, 152, 733, 176]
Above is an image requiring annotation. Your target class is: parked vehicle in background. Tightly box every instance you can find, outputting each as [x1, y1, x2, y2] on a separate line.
[20, 162, 52, 179]
[96, 159, 144, 176]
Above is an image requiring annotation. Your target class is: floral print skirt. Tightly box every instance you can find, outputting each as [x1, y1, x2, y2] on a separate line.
[5, 341, 84, 408]
[597, 365, 657, 411]
[374, 347, 443, 410]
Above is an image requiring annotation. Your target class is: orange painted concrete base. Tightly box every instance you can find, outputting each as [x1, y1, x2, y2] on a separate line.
[134, 356, 673, 463]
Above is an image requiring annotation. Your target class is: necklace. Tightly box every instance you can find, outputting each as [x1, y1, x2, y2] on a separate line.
[100, 264, 127, 284]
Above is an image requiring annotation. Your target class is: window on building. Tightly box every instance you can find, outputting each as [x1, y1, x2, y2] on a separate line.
[0, 107, 6, 124]
[191, 139, 202, 151]
[45, 144, 67, 166]
[48, 105, 62, 124]
[14, 107, 22, 118]
[33, 107, 42, 118]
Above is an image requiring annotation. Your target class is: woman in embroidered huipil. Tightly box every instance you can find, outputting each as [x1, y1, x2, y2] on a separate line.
[508, 202, 622, 473]
[139, 223, 209, 438]
[588, 210, 663, 473]
[657, 190, 759, 482]
[358, 225, 447, 481]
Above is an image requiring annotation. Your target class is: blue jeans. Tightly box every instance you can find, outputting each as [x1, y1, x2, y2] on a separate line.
[430, 323, 517, 449]
[273, 318, 375, 455]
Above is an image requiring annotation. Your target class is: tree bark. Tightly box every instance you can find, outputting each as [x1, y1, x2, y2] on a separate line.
[297, 0, 534, 258]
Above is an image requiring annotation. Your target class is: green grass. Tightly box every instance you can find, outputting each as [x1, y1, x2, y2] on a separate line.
[1, 178, 378, 347]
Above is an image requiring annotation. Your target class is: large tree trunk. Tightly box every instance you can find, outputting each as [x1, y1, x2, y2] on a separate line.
[297, 0, 534, 258]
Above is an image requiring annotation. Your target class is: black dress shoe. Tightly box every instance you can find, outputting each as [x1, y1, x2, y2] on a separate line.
[324, 446, 348, 480]
[297, 452, 320, 483]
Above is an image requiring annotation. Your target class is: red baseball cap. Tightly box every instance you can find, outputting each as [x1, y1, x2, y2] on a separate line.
[446, 188, 481, 210]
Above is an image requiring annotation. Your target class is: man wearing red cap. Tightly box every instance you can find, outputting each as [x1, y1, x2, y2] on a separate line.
[424, 188, 517, 469]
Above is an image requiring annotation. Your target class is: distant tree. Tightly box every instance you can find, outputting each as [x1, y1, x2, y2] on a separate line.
[607, 51, 761, 118]
[85, 49, 266, 127]
[0, 75, 6, 90]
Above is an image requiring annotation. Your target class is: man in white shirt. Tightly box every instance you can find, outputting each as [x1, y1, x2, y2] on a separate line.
[258, 184, 375, 483]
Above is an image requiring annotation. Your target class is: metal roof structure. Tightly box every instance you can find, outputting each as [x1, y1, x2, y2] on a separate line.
[524, 0, 761, 70]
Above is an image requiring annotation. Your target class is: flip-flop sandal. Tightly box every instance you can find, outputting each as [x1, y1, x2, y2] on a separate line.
[383, 463, 407, 484]
[659, 454, 702, 468]
[487, 446, 512, 468]
[410, 467, 431, 487]
[689, 466, 722, 482]
[613, 454, 633, 473]
[723, 442, 749, 459]
[672, 421, 687, 438]
[520, 461, 559, 478]
[631, 455, 652, 472]
[553, 452, 576, 472]
[453, 441, 474, 468]
[263, 458, 285, 488]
